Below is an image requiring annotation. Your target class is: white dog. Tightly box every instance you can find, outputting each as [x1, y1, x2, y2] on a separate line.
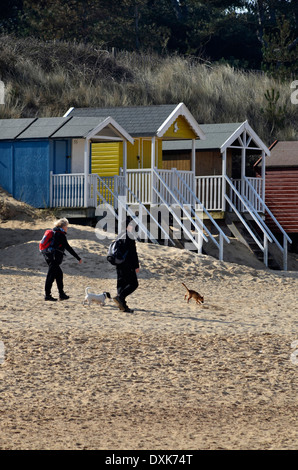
[83, 287, 111, 306]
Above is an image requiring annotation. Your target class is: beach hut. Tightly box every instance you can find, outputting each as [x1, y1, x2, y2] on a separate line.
[255, 140, 298, 236]
[65, 103, 205, 172]
[65, 103, 206, 207]
[163, 120, 270, 214]
[162, 121, 292, 269]
[0, 116, 133, 210]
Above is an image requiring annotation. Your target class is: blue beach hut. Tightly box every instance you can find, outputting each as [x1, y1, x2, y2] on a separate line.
[0, 116, 133, 209]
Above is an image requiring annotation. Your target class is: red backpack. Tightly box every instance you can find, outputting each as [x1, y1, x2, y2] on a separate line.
[39, 229, 55, 253]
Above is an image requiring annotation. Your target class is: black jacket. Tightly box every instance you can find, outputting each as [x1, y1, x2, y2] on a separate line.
[117, 231, 139, 271]
[51, 227, 81, 265]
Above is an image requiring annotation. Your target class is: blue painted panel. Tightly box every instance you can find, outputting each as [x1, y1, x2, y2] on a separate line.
[0, 142, 13, 194]
[13, 140, 50, 208]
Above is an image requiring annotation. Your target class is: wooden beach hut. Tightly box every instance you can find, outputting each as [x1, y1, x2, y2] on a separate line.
[0, 116, 133, 211]
[255, 140, 298, 236]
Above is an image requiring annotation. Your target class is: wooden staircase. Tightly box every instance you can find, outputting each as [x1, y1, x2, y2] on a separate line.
[226, 213, 281, 270]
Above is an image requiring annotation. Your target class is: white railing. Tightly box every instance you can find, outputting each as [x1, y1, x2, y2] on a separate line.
[231, 177, 263, 212]
[126, 169, 151, 204]
[195, 175, 223, 211]
[157, 169, 194, 205]
[90, 174, 125, 208]
[50, 172, 264, 213]
[243, 176, 292, 270]
[195, 176, 263, 212]
[152, 168, 207, 253]
[50, 172, 85, 208]
[126, 168, 194, 205]
[224, 175, 273, 267]
[50, 172, 125, 208]
[172, 169, 230, 261]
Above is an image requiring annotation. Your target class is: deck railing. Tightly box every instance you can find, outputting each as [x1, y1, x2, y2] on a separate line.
[231, 177, 263, 213]
[195, 176, 263, 212]
[125, 168, 194, 205]
[195, 175, 223, 211]
[50, 172, 264, 213]
[125, 169, 151, 205]
[50, 172, 125, 208]
[50, 172, 85, 208]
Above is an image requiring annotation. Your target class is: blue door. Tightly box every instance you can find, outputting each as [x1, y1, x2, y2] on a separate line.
[54, 140, 71, 174]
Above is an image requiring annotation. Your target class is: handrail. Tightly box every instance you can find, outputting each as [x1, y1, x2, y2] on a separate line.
[225, 176, 273, 242]
[124, 181, 176, 246]
[173, 169, 230, 246]
[244, 176, 292, 244]
[94, 174, 159, 244]
[152, 168, 208, 253]
[244, 176, 292, 271]
[225, 175, 272, 266]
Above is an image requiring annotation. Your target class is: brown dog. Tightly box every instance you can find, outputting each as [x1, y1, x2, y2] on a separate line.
[182, 283, 204, 305]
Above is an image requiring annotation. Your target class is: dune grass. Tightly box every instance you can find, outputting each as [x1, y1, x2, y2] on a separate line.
[0, 35, 296, 145]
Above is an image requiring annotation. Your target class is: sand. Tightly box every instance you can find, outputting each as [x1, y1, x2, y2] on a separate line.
[1, 188, 298, 450]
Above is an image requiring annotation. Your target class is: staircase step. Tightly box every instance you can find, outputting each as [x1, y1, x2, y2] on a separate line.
[226, 213, 282, 270]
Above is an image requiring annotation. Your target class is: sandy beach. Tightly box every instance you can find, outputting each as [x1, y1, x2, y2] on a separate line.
[1, 188, 298, 450]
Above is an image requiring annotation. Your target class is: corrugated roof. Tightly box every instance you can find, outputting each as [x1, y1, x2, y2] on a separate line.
[266, 141, 298, 167]
[0, 118, 36, 140]
[163, 123, 242, 150]
[67, 104, 178, 136]
[52, 116, 107, 138]
[17, 117, 71, 139]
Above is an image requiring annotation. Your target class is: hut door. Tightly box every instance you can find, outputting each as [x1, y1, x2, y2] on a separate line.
[54, 140, 71, 174]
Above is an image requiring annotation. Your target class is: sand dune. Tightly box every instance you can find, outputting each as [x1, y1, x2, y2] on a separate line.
[1, 188, 298, 450]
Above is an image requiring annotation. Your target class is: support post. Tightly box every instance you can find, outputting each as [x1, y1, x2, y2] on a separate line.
[222, 149, 227, 212]
[151, 137, 156, 204]
[261, 149, 266, 213]
[191, 138, 196, 207]
[84, 138, 90, 208]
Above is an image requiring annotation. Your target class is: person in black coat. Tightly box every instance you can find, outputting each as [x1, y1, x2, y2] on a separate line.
[113, 217, 139, 313]
[43, 218, 82, 301]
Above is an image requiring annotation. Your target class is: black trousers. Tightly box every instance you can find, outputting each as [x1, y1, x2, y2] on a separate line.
[116, 266, 138, 306]
[44, 254, 64, 296]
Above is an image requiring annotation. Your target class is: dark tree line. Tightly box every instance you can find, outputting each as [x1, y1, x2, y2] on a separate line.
[0, 0, 297, 74]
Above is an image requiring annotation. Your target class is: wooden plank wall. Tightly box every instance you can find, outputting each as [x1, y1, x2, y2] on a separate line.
[265, 167, 298, 233]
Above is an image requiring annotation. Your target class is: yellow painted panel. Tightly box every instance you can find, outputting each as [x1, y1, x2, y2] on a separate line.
[127, 140, 139, 169]
[91, 142, 123, 176]
[127, 138, 161, 169]
[163, 116, 197, 139]
[142, 139, 151, 168]
[157, 139, 163, 169]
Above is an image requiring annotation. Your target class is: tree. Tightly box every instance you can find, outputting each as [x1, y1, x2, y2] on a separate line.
[262, 15, 298, 80]
[0, 0, 24, 33]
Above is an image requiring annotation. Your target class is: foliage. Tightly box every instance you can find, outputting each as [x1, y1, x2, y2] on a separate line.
[262, 16, 298, 81]
[1, 0, 296, 72]
[261, 88, 287, 135]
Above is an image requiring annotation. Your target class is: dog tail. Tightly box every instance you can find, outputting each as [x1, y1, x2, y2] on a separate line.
[85, 287, 91, 294]
[182, 283, 188, 291]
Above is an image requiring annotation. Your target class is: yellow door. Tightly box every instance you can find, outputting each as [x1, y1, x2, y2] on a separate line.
[91, 142, 123, 205]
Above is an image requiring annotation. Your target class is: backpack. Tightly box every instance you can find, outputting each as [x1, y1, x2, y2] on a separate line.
[39, 229, 55, 253]
[107, 236, 128, 265]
